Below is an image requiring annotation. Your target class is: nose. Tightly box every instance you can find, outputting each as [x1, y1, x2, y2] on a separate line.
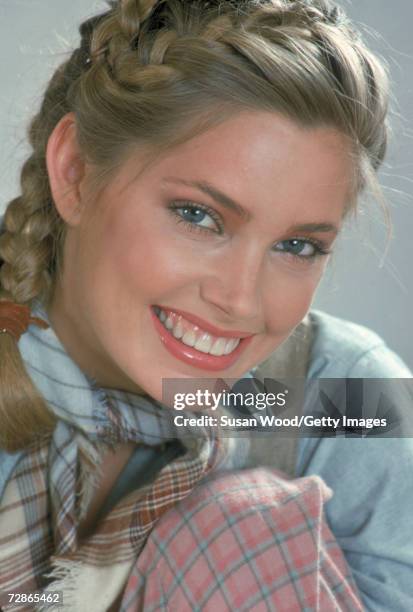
[199, 243, 264, 323]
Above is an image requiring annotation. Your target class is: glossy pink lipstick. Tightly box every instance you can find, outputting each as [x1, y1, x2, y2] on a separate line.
[150, 306, 255, 371]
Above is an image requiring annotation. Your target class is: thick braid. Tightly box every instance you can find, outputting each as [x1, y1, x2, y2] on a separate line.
[0, 45, 93, 451]
[89, 0, 160, 65]
[119, 0, 161, 40]
[79, 0, 387, 171]
[91, 0, 181, 90]
[0, 50, 87, 306]
[0, 154, 55, 304]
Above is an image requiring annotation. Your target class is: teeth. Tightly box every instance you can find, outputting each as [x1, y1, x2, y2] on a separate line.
[156, 308, 242, 356]
[224, 338, 240, 354]
[172, 320, 184, 340]
[210, 338, 227, 356]
[194, 333, 214, 354]
[181, 330, 196, 347]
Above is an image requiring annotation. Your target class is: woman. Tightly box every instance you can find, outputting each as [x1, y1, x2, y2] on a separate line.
[0, 0, 412, 610]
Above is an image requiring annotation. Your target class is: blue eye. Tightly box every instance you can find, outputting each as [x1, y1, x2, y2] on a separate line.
[169, 202, 222, 233]
[169, 202, 331, 262]
[274, 239, 330, 260]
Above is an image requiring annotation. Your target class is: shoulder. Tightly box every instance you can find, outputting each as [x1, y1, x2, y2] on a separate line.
[307, 309, 412, 378]
[298, 311, 413, 608]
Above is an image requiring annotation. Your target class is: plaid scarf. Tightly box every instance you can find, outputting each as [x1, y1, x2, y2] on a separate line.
[0, 303, 227, 612]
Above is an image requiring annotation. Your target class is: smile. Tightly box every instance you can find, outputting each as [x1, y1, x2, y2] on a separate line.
[151, 306, 255, 371]
[156, 307, 241, 355]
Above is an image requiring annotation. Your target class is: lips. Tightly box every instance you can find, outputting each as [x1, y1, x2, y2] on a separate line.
[150, 305, 254, 372]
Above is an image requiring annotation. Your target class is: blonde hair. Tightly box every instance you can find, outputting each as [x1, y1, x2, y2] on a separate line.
[0, 0, 389, 451]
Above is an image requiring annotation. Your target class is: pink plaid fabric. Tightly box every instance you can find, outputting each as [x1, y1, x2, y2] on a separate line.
[120, 468, 363, 611]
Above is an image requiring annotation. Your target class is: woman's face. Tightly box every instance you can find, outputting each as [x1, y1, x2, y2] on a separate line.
[49, 111, 354, 401]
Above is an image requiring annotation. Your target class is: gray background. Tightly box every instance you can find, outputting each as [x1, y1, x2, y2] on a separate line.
[0, 1, 412, 368]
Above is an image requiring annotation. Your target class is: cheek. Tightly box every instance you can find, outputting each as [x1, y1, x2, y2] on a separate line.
[105, 217, 201, 299]
[263, 265, 324, 335]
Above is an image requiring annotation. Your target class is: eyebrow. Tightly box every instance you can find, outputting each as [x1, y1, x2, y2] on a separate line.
[163, 177, 249, 219]
[163, 177, 339, 235]
[286, 222, 339, 235]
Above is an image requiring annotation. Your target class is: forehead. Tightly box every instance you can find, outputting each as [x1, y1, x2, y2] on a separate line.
[115, 111, 356, 221]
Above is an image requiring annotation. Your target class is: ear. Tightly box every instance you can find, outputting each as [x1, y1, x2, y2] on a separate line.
[46, 113, 87, 227]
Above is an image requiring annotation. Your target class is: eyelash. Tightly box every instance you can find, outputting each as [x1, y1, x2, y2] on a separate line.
[168, 201, 332, 262]
[169, 201, 224, 232]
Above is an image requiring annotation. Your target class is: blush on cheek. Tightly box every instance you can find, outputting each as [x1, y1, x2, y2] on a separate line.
[265, 273, 317, 332]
